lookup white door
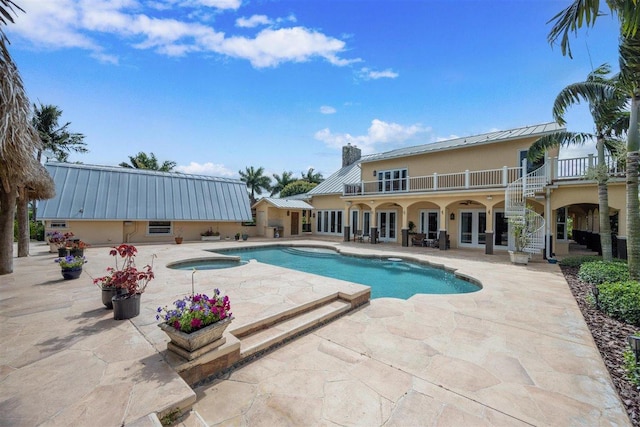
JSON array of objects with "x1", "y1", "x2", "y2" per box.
[
  {"x1": 459, "y1": 209, "x2": 486, "y2": 247},
  {"x1": 419, "y1": 209, "x2": 439, "y2": 240},
  {"x1": 377, "y1": 210, "x2": 397, "y2": 242}
]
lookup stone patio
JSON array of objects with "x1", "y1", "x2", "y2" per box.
[{"x1": 0, "y1": 238, "x2": 631, "y2": 426}]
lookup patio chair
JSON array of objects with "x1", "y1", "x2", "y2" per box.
[
  {"x1": 411, "y1": 233, "x2": 426, "y2": 247},
  {"x1": 354, "y1": 230, "x2": 364, "y2": 243}
]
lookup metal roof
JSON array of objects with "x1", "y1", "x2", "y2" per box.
[
  {"x1": 254, "y1": 197, "x2": 314, "y2": 209},
  {"x1": 38, "y1": 162, "x2": 253, "y2": 221},
  {"x1": 307, "y1": 160, "x2": 370, "y2": 196},
  {"x1": 363, "y1": 122, "x2": 564, "y2": 163}
]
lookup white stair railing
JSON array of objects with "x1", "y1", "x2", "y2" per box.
[{"x1": 504, "y1": 160, "x2": 547, "y2": 254}]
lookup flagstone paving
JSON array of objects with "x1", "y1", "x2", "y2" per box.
[{"x1": 0, "y1": 239, "x2": 631, "y2": 426}]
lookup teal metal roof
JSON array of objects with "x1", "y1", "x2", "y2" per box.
[{"x1": 38, "y1": 162, "x2": 252, "y2": 221}]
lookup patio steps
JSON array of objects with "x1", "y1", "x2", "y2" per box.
[{"x1": 230, "y1": 296, "x2": 353, "y2": 358}]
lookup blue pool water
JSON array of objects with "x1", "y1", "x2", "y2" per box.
[{"x1": 212, "y1": 246, "x2": 480, "y2": 299}]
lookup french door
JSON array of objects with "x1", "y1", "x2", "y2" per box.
[
  {"x1": 459, "y1": 210, "x2": 486, "y2": 247},
  {"x1": 377, "y1": 210, "x2": 397, "y2": 242},
  {"x1": 419, "y1": 210, "x2": 439, "y2": 240}
]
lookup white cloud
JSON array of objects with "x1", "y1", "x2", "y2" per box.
[
  {"x1": 320, "y1": 106, "x2": 336, "y2": 114},
  {"x1": 236, "y1": 14, "x2": 272, "y2": 28},
  {"x1": 358, "y1": 67, "x2": 399, "y2": 80},
  {"x1": 315, "y1": 119, "x2": 430, "y2": 154},
  {"x1": 176, "y1": 162, "x2": 235, "y2": 176},
  {"x1": 218, "y1": 27, "x2": 359, "y2": 68},
  {"x1": 435, "y1": 134, "x2": 459, "y2": 142},
  {"x1": 8, "y1": 0, "x2": 358, "y2": 68}
]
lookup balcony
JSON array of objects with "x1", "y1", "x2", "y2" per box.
[{"x1": 342, "y1": 155, "x2": 626, "y2": 197}]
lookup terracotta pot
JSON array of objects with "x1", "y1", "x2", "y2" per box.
[{"x1": 175, "y1": 237, "x2": 183, "y2": 244}]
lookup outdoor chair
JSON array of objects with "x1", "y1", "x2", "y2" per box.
[
  {"x1": 411, "y1": 233, "x2": 426, "y2": 246},
  {"x1": 354, "y1": 230, "x2": 364, "y2": 243}
]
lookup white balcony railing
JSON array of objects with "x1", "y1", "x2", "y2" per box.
[{"x1": 343, "y1": 154, "x2": 626, "y2": 197}]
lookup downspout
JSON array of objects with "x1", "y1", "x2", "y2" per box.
[
  {"x1": 126, "y1": 221, "x2": 138, "y2": 243},
  {"x1": 546, "y1": 187, "x2": 552, "y2": 259}
]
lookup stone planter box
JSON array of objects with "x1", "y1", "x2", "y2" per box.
[
  {"x1": 201, "y1": 235, "x2": 221, "y2": 241},
  {"x1": 159, "y1": 316, "x2": 233, "y2": 360},
  {"x1": 509, "y1": 251, "x2": 529, "y2": 265}
]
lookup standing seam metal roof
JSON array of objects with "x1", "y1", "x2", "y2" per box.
[{"x1": 38, "y1": 162, "x2": 253, "y2": 221}]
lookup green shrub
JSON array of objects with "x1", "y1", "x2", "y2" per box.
[
  {"x1": 578, "y1": 261, "x2": 629, "y2": 285},
  {"x1": 623, "y1": 337, "x2": 640, "y2": 388},
  {"x1": 559, "y1": 255, "x2": 602, "y2": 267},
  {"x1": 30, "y1": 221, "x2": 45, "y2": 241},
  {"x1": 597, "y1": 280, "x2": 640, "y2": 326}
]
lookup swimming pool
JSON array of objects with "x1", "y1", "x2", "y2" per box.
[{"x1": 211, "y1": 246, "x2": 480, "y2": 299}]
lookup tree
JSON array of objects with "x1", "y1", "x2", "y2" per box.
[
  {"x1": 32, "y1": 103, "x2": 86, "y2": 162},
  {"x1": 528, "y1": 64, "x2": 627, "y2": 261},
  {"x1": 238, "y1": 166, "x2": 271, "y2": 205},
  {"x1": 119, "y1": 152, "x2": 176, "y2": 172},
  {"x1": 271, "y1": 171, "x2": 296, "y2": 196},
  {"x1": 280, "y1": 180, "x2": 317, "y2": 198},
  {"x1": 548, "y1": 0, "x2": 640, "y2": 278},
  {"x1": 301, "y1": 168, "x2": 324, "y2": 184},
  {"x1": 1, "y1": 0, "x2": 51, "y2": 273}
]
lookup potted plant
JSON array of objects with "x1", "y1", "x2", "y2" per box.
[
  {"x1": 94, "y1": 244, "x2": 155, "y2": 319},
  {"x1": 55, "y1": 255, "x2": 86, "y2": 280},
  {"x1": 234, "y1": 232, "x2": 240, "y2": 241},
  {"x1": 70, "y1": 240, "x2": 89, "y2": 257},
  {"x1": 156, "y1": 276, "x2": 233, "y2": 360},
  {"x1": 200, "y1": 228, "x2": 221, "y2": 241},
  {"x1": 46, "y1": 231, "x2": 65, "y2": 253},
  {"x1": 175, "y1": 228, "x2": 183, "y2": 244},
  {"x1": 509, "y1": 219, "x2": 531, "y2": 265},
  {"x1": 241, "y1": 232, "x2": 248, "y2": 241}
]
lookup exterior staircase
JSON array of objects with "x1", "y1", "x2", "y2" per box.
[{"x1": 504, "y1": 160, "x2": 547, "y2": 254}]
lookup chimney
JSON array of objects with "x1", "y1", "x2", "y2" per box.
[{"x1": 342, "y1": 144, "x2": 361, "y2": 167}]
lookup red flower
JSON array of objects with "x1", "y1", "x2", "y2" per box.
[{"x1": 190, "y1": 318, "x2": 202, "y2": 329}]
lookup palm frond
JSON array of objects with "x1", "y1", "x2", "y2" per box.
[
  {"x1": 527, "y1": 131, "x2": 594, "y2": 161},
  {"x1": 547, "y1": 0, "x2": 603, "y2": 58}
]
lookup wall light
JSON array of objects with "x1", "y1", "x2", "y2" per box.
[
  {"x1": 450, "y1": 213, "x2": 455, "y2": 220},
  {"x1": 372, "y1": 170, "x2": 377, "y2": 177},
  {"x1": 286, "y1": 210, "x2": 290, "y2": 216}
]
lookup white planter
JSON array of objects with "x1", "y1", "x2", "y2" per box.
[
  {"x1": 201, "y1": 235, "x2": 221, "y2": 241},
  {"x1": 509, "y1": 251, "x2": 529, "y2": 265}
]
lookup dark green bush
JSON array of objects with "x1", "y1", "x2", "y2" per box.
[
  {"x1": 578, "y1": 261, "x2": 629, "y2": 285},
  {"x1": 30, "y1": 222, "x2": 45, "y2": 241},
  {"x1": 597, "y1": 281, "x2": 640, "y2": 326},
  {"x1": 559, "y1": 255, "x2": 602, "y2": 267},
  {"x1": 623, "y1": 334, "x2": 640, "y2": 388}
]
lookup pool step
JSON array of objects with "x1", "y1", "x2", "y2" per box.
[{"x1": 230, "y1": 296, "x2": 352, "y2": 358}]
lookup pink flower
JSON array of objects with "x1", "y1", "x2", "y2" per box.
[{"x1": 191, "y1": 318, "x2": 202, "y2": 329}]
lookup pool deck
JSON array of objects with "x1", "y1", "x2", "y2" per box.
[{"x1": 0, "y1": 238, "x2": 631, "y2": 426}]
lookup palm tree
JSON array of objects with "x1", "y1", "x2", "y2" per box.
[
  {"x1": 548, "y1": 0, "x2": 640, "y2": 278},
  {"x1": 301, "y1": 168, "x2": 324, "y2": 184},
  {"x1": 119, "y1": 152, "x2": 176, "y2": 172},
  {"x1": 271, "y1": 171, "x2": 296, "y2": 196},
  {"x1": 528, "y1": 64, "x2": 627, "y2": 261},
  {"x1": 32, "y1": 103, "x2": 87, "y2": 162},
  {"x1": 239, "y1": 166, "x2": 271, "y2": 205},
  {"x1": 1, "y1": 0, "x2": 53, "y2": 273}
]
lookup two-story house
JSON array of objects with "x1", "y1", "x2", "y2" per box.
[{"x1": 305, "y1": 122, "x2": 628, "y2": 259}]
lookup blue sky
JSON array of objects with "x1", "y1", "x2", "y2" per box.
[{"x1": 7, "y1": 0, "x2": 621, "y2": 181}]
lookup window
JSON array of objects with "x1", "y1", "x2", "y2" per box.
[
  {"x1": 377, "y1": 168, "x2": 408, "y2": 192},
  {"x1": 148, "y1": 221, "x2": 172, "y2": 235},
  {"x1": 315, "y1": 210, "x2": 343, "y2": 235},
  {"x1": 50, "y1": 221, "x2": 67, "y2": 229}
]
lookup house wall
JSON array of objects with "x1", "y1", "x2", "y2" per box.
[
  {"x1": 46, "y1": 220, "x2": 252, "y2": 245},
  {"x1": 360, "y1": 136, "x2": 555, "y2": 178}
]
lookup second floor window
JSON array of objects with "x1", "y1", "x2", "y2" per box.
[{"x1": 377, "y1": 168, "x2": 408, "y2": 192}]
